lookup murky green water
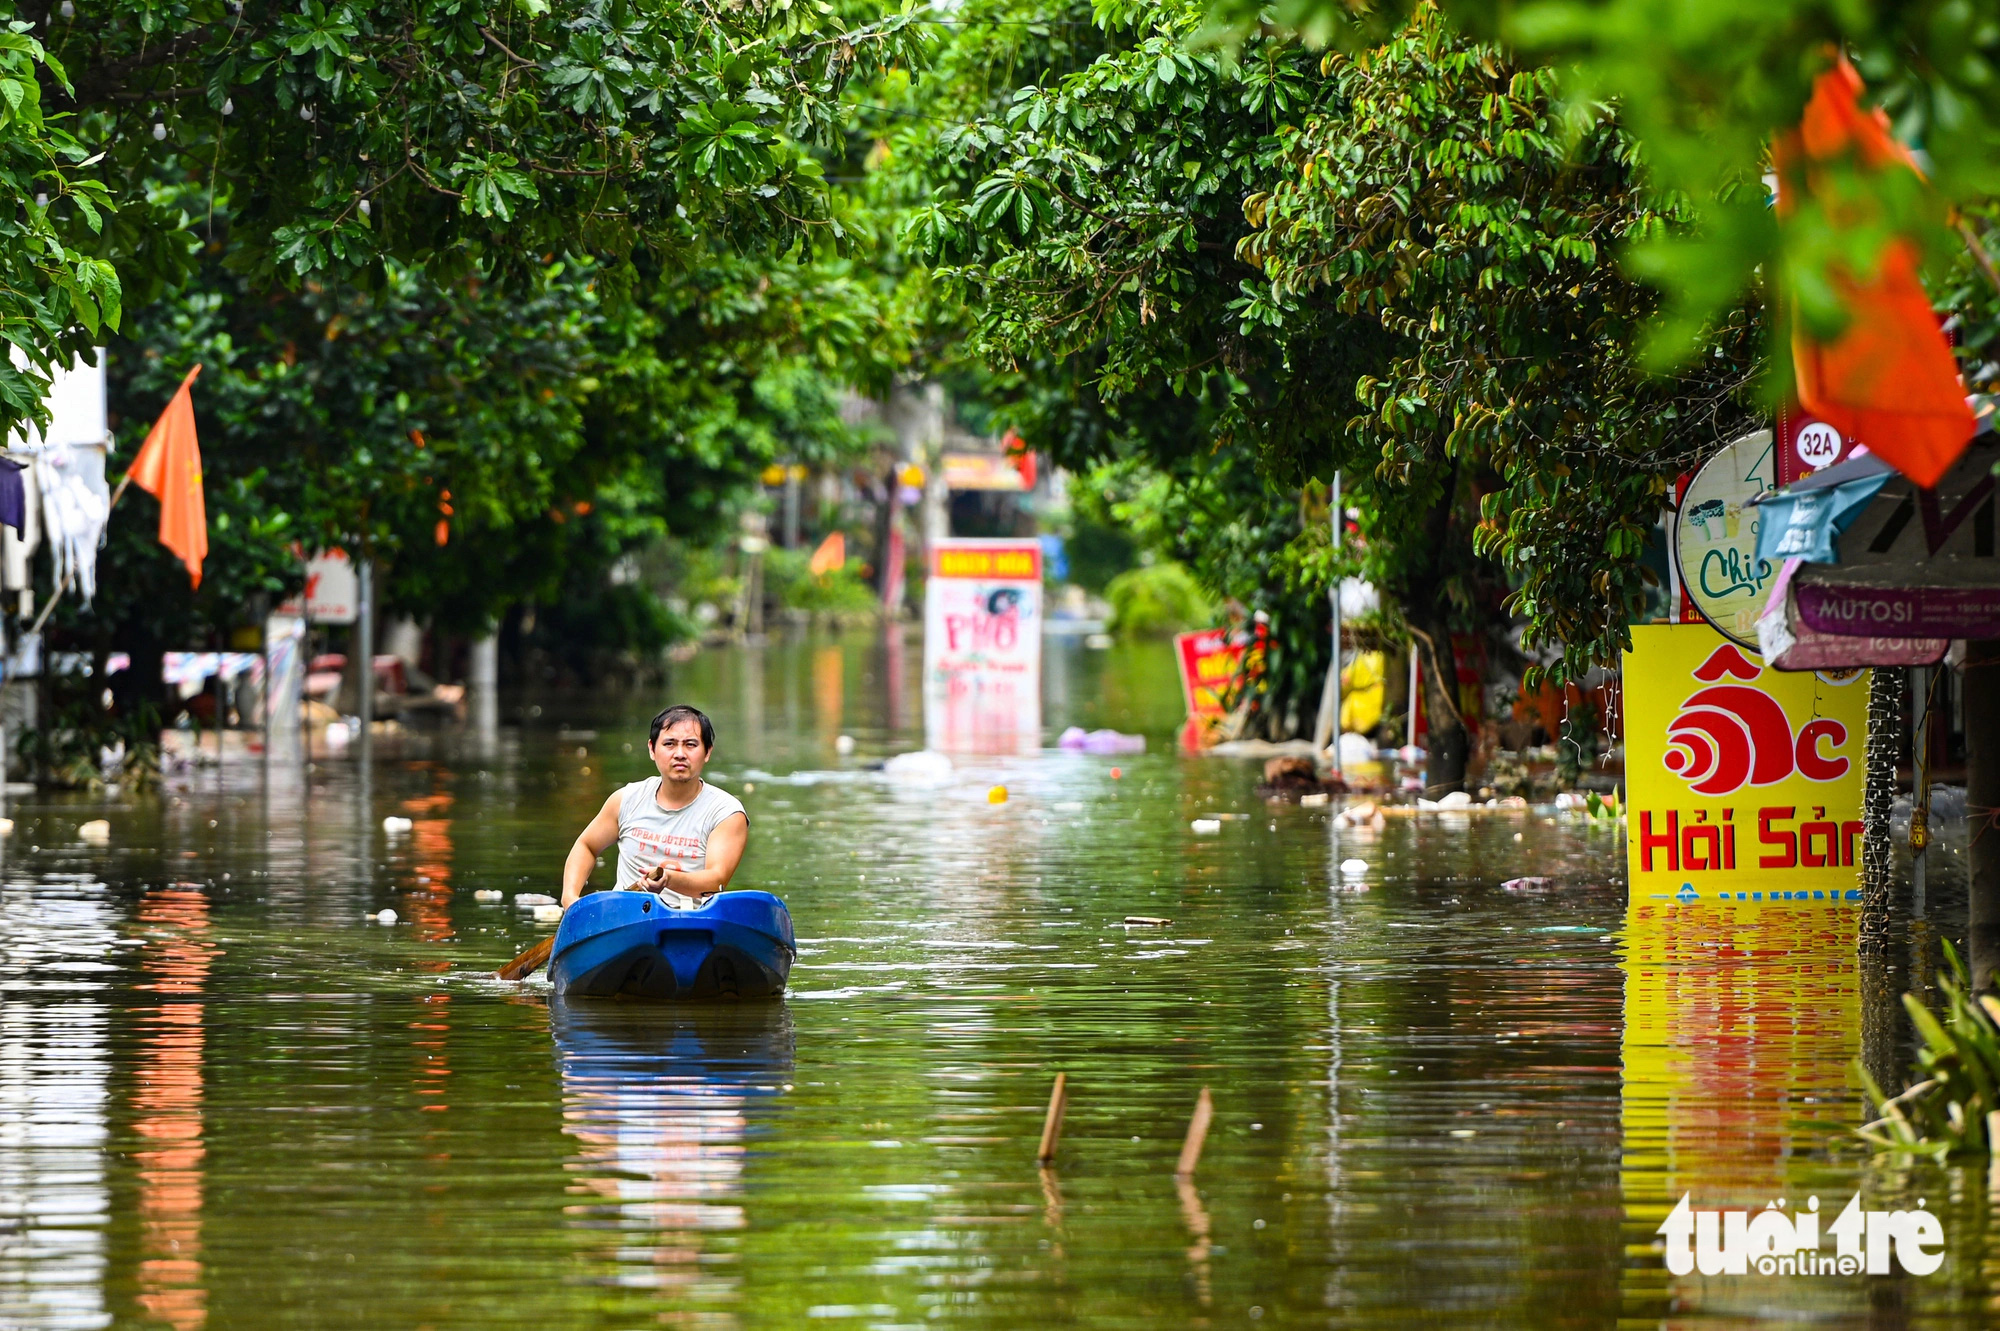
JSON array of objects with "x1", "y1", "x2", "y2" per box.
[{"x1": 0, "y1": 632, "x2": 1989, "y2": 1328}]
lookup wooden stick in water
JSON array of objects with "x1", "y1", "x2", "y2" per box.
[
  {"x1": 496, "y1": 934, "x2": 554, "y2": 981},
  {"x1": 1989, "y1": 1111, "x2": 2000, "y2": 1204},
  {"x1": 1175, "y1": 1086, "x2": 1214, "y2": 1177},
  {"x1": 1036, "y1": 1072, "x2": 1068, "y2": 1164}
]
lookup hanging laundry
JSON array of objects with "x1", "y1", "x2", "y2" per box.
[
  {"x1": 2, "y1": 458, "x2": 37, "y2": 616},
  {"x1": 0, "y1": 457, "x2": 24, "y2": 534},
  {"x1": 35, "y1": 442, "x2": 110, "y2": 604}
]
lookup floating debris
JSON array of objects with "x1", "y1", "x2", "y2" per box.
[
  {"x1": 474, "y1": 889, "x2": 503, "y2": 903},
  {"x1": 1340, "y1": 858, "x2": 1368, "y2": 876},
  {"x1": 1190, "y1": 818, "x2": 1222, "y2": 834},
  {"x1": 1058, "y1": 726, "x2": 1146, "y2": 755},
  {"x1": 883, "y1": 750, "x2": 954, "y2": 785},
  {"x1": 515, "y1": 893, "x2": 558, "y2": 908},
  {"x1": 374, "y1": 908, "x2": 398, "y2": 925},
  {"x1": 383, "y1": 816, "x2": 414, "y2": 833},
  {"x1": 1124, "y1": 915, "x2": 1172, "y2": 926},
  {"x1": 77, "y1": 819, "x2": 110, "y2": 844}
]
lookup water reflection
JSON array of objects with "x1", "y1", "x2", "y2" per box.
[
  {"x1": 399, "y1": 771, "x2": 456, "y2": 960},
  {"x1": 0, "y1": 631, "x2": 1989, "y2": 1327},
  {"x1": 0, "y1": 878, "x2": 115, "y2": 1331},
  {"x1": 553, "y1": 1002, "x2": 792, "y2": 1318},
  {"x1": 1620, "y1": 899, "x2": 1866, "y2": 1321},
  {"x1": 811, "y1": 643, "x2": 843, "y2": 746},
  {"x1": 131, "y1": 889, "x2": 215, "y2": 1331}
]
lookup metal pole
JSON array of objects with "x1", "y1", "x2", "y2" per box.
[
  {"x1": 357, "y1": 556, "x2": 374, "y2": 747},
  {"x1": 1407, "y1": 646, "x2": 1419, "y2": 749},
  {"x1": 302, "y1": 622, "x2": 313, "y2": 781},
  {"x1": 1329, "y1": 471, "x2": 1342, "y2": 781},
  {"x1": 470, "y1": 629, "x2": 499, "y2": 740},
  {"x1": 1968, "y1": 641, "x2": 2000, "y2": 989},
  {"x1": 260, "y1": 630, "x2": 271, "y2": 774},
  {"x1": 1913, "y1": 665, "x2": 1929, "y2": 919},
  {"x1": 1861, "y1": 666, "x2": 1906, "y2": 958},
  {"x1": 0, "y1": 608, "x2": 9, "y2": 815}
]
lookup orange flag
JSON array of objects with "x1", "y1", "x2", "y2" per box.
[
  {"x1": 127, "y1": 364, "x2": 208, "y2": 588},
  {"x1": 808, "y1": 530, "x2": 845, "y2": 576},
  {"x1": 1777, "y1": 57, "x2": 1974, "y2": 489}
]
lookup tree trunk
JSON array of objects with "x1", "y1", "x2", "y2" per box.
[
  {"x1": 871, "y1": 466, "x2": 899, "y2": 599},
  {"x1": 1966, "y1": 641, "x2": 2000, "y2": 989},
  {"x1": 1395, "y1": 460, "x2": 1469, "y2": 794},
  {"x1": 1412, "y1": 611, "x2": 1468, "y2": 794}
]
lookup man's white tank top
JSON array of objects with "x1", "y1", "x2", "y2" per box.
[{"x1": 614, "y1": 778, "x2": 747, "y2": 888}]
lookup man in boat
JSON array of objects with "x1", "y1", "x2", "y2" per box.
[{"x1": 560, "y1": 704, "x2": 748, "y2": 909}]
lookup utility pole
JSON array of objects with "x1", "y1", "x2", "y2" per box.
[
  {"x1": 1313, "y1": 472, "x2": 1343, "y2": 777},
  {"x1": 356, "y1": 555, "x2": 374, "y2": 746},
  {"x1": 1968, "y1": 641, "x2": 2000, "y2": 989},
  {"x1": 470, "y1": 630, "x2": 499, "y2": 739},
  {"x1": 1329, "y1": 471, "x2": 1342, "y2": 781},
  {"x1": 1911, "y1": 665, "x2": 1930, "y2": 919},
  {"x1": 0, "y1": 604, "x2": 10, "y2": 814}
]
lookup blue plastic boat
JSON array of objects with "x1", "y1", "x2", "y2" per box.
[{"x1": 548, "y1": 888, "x2": 795, "y2": 1001}]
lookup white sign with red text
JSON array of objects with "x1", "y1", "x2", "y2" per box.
[
  {"x1": 303, "y1": 549, "x2": 359, "y2": 624},
  {"x1": 922, "y1": 539, "x2": 1042, "y2": 754}
]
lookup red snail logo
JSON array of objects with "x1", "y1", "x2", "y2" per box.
[{"x1": 1662, "y1": 645, "x2": 1851, "y2": 795}]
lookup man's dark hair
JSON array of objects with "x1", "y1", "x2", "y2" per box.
[{"x1": 650, "y1": 704, "x2": 714, "y2": 750}]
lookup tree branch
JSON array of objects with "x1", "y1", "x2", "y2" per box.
[{"x1": 66, "y1": 29, "x2": 219, "y2": 107}]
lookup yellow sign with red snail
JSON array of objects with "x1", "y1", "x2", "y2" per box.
[{"x1": 1623, "y1": 624, "x2": 1870, "y2": 904}]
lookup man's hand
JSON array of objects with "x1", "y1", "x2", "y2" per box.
[{"x1": 640, "y1": 862, "x2": 713, "y2": 897}]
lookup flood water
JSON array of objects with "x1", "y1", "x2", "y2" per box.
[{"x1": 0, "y1": 630, "x2": 1987, "y2": 1328}]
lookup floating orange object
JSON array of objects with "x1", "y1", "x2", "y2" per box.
[
  {"x1": 1777, "y1": 56, "x2": 1974, "y2": 488},
  {"x1": 987, "y1": 785, "x2": 1008, "y2": 805},
  {"x1": 1110, "y1": 767, "x2": 1122, "y2": 779},
  {"x1": 127, "y1": 364, "x2": 208, "y2": 588}
]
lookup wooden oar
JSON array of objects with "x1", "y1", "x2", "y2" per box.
[{"x1": 496, "y1": 934, "x2": 554, "y2": 981}]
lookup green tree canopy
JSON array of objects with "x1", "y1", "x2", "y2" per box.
[
  {"x1": 0, "y1": 0, "x2": 925, "y2": 432},
  {"x1": 1204, "y1": 0, "x2": 2000, "y2": 372},
  {"x1": 902, "y1": 0, "x2": 1762, "y2": 782}
]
